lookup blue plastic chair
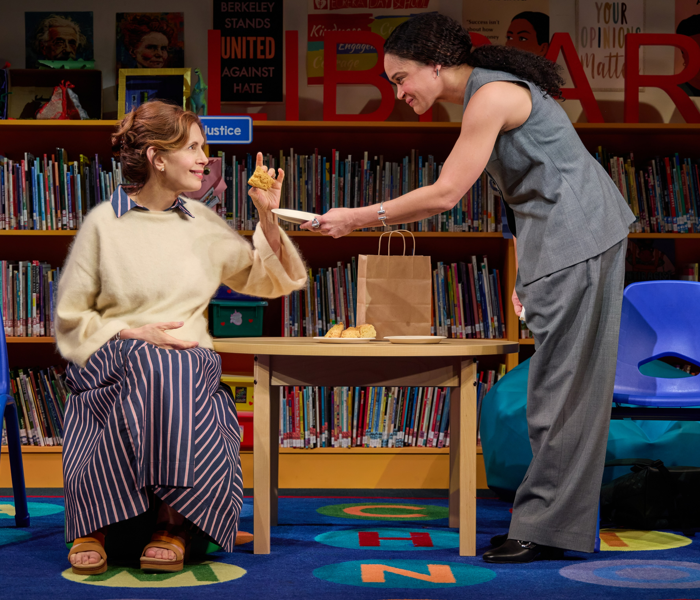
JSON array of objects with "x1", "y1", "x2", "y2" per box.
[
  {"x1": 596, "y1": 281, "x2": 700, "y2": 550},
  {"x1": 613, "y1": 281, "x2": 700, "y2": 413},
  {"x1": 0, "y1": 308, "x2": 30, "y2": 527}
]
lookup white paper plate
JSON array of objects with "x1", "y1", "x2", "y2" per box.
[
  {"x1": 384, "y1": 336, "x2": 447, "y2": 344},
  {"x1": 272, "y1": 208, "x2": 320, "y2": 225},
  {"x1": 313, "y1": 337, "x2": 376, "y2": 344}
]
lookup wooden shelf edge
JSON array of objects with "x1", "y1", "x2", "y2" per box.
[
  {"x1": 2, "y1": 445, "x2": 62, "y2": 453},
  {"x1": 3, "y1": 120, "x2": 699, "y2": 134},
  {"x1": 0, "y1": 230, "x2": 77, "y2": 236},
  {"x1": 3, "y1": 445, "x2": 482, "y2": 455},
  {"x1": 242, "y1": 446, "x2": 482, "y2": 455},
  {"x1": 3, "y1": 229, "x2": 698, "y2": 239},
  {"x1": 519, "y1": 338, "x2": 535, "y2": 345},
  {"x1": 7, "y1": 337, "x2": 56, "y2": 344}
]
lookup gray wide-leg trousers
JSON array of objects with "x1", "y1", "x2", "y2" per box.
[{"x1": 508, "y1": 238, "x2": 627, "y2": 553}]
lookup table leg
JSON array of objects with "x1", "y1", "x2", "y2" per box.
[
  {"x1": 253, "y1": 354, "x2": 272, "y2": 554},
  {"x1": 459, "y1": 359, "x2": 477, "y2": 556},
  {"x1": 270, "y1": 385, "x2": 280, "y2": 527},
  {"x1": 448, "y1": 379, "x2": 460, "y2": 528}
]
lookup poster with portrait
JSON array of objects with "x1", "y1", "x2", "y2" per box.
[
  {"x1": 25, "y1": 12, "x2": 94, "y2": 69},
  {"x1": 116, "y1": 13, "x2": 184, "y2": 73},
  {"x1": 461, "y1": 0, "x2": 550, "y2": 55},
  {"x1": 307, "y1": 0, "x2": 439, "y2": 85},
  {"x1": 576, "y1": 0, "x2": 645, "y2": 92},
  {"x1": 675, "y1": 0, "x2": 700, "y2": 97}
]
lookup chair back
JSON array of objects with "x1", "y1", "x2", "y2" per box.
[
  {"x1": 614, "y1": 281, "x2": 700, "y2": 405},
  {"x1": 0, "y1": 308, "x2": 8, "y2": 396}
]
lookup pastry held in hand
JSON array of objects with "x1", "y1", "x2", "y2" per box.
[
  {"x1": 247, "y1": 165, "x2": 274, "y2": 191},
  {"x1": 324, "y1": 323, "x2": 344, "y2": 338},
  {"x1": 340, "y1": 327, "x2": 361, "y2": 338}
]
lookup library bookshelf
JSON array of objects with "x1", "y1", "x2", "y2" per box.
[{"x1": 2, "y1": 120, "x2": 700, "y2": 490}]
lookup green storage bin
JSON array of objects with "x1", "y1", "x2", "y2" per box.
[{"x1": 209, "y1": 299, "x2": 268, "y2": 337}]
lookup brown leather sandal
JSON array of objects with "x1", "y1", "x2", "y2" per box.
[
  {"x1": 68, "y1": 533, "x2": 108, "y2": 575},
  {"x1": 140, "y1": 530, "x2": 188, "y2": 572}
]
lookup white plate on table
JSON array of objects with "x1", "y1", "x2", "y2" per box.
[
  {"x1": 384, "y1": 336, "x2": 447, "y2": 344},
  {"x1": 313, "y1": 337, "x2": 376, "y2": 344},
  {"x1": 272, "y1": 208, "x2": 320, "y2": 225}
]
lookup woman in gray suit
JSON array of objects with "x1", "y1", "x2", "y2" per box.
[{"x1": 303, "y1": 12, "x2": 635, "y2": 563}]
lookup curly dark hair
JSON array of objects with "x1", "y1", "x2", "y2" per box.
[{"x1": 384, "y1": 12, "x2": 564, "y2": 99}]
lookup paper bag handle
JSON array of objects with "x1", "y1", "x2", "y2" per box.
[{"x1": 378, "y1": 229, "x2": 416, "y2": 256}]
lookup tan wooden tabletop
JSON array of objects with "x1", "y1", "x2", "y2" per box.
[{"x1": 213, "y1": 337, "x2": 519, "y2": 357}]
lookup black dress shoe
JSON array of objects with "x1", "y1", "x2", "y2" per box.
[
  {"x1": 482, "y1": 539, "x2": 564, "y2": 563},
  {"x1": 490, "y1": 533, "x2": 508, "y2": 547}
]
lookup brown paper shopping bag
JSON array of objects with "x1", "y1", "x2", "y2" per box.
[{"x1": 356, "y1": 230, "x2": 432, "y2": 339}]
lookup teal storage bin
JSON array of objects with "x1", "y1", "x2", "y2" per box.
[{"x1": 209, "y1": 299, "x2": 267, "y2": 337}]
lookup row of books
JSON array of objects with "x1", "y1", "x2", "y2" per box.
[
  {"x1": 224, "y1": 151, "x2": 503, "y2": 233},
  {"x1": 0, "y1": 152, "x2": 122, "y2": 230},
  {"x1": 1, "y1": 367, "x2": 68, "y2": 446},
  {"x1": 432, "y1": 258, "x2": 506, "y2": 339},
  {"x1": 279, "y1": 366, "x2": 505, "y2": 449},
  {"x1": 1, "y1": 260, "x2": 61, "y2": 337},
  {"x1": 5, "y1": 145, "x2": 700, "y2": 236},
  {"x1": 595, "y1": 149, "x2": 700, "y2": 234},
  {"x1": 0, "y1": 148, "x2": 503, "y2": 234}
]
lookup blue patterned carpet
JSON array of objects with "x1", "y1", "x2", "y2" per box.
[{"x1": 1, "y1": 493, "x2": 699, "y2": 599}]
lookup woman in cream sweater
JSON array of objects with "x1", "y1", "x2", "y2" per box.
[{"x1": 57, "y1": 101, "x2": 307, "y2": 574}]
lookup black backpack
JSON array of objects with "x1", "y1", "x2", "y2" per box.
[{"x1": 601, "y1": 459, "x2": 700, "y2": 533}]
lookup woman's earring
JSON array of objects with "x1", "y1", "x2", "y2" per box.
[
  {"x1": 161, "y1": 166, "x2": 165, "y2": 172},
  {"x1": 436, "y1": 69, "x2": 440, "y2": 77}
]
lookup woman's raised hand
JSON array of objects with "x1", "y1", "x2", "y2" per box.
[
  {"x1": 248, "y1": 151, "x2": 284, "y2": 216},
  {"x1": 120, "y1": 322, "x2": 199, "y2": 350}
]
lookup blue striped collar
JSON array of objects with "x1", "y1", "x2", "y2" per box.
[{"x1": 111, "y1": 186, "x2": 194, "y2": 219}]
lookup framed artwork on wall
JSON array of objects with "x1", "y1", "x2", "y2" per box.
[{"x1": 117, "y1": 68, "x2": 191, "y2": 119}]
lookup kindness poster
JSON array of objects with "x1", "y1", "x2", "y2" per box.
[
  {"x1": 461, "y1": 0, "x2": 550, "y2": 55},
  {"x1": 306, "y1": 0, "x2": 439, "y2": 85},
  {"x1": 576, "y1": 0, "x2": 645, "y2": 92}
]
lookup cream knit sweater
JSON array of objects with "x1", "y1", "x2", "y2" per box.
[{"x1": 55, "y1": 200, "x2": 308, "y2": 367}]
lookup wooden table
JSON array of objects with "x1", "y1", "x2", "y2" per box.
[{"x1": 213, "y1": 337, "x2": 518, "y2": 556}]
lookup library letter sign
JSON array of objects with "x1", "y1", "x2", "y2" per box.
[{"x1": 214, "y1": 1, "x2": 284, "y2": 102}]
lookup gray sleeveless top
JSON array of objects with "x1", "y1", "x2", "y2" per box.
[{"x1": 463, "y1": 68, "x2": 635, "y2": 285}]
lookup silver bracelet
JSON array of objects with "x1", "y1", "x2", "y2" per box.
[
  {"x1": 377, "y1": 201, "x2": 388, "y2": 228},
  {"x1": 113, "y1": 330, "x2": 121, "y2": 341}
]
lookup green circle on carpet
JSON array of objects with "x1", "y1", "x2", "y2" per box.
[
  {"x1": 315, "y1": 528, "x2": 459, "y2": 551},
  {"x1": 313, "y1": 559, "x2": 496, "y2": 589},
  {"x1": 317, "y1": 502, "x2": 449, "y2": 521},
  {"x1": 61, "y1": 561, "x2": 246, "y2": 588},
  {"x1": 0, "y1": 501, "x2": 63, "y2": 518},
  {"x1": 0, "y1": 528, "x2": 32, "y2": 546}
]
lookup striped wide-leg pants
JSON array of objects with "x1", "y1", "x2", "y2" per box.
[{"x1": 63, "y1": 340, "x2": 243, "y2": 552}]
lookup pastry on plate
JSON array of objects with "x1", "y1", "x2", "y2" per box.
[
  {"x1": 357, "y1": 324, "x2": 376, "y2": 338},
  {"x1": 247, "y1": 165, "x2": 275, "y2": 191},
  {"x1": 340, "y1": 327, "x2": 361, "y2": 338},
  {"x1": 324, "y1": 323, "x2": 344, "y2": 338}
]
